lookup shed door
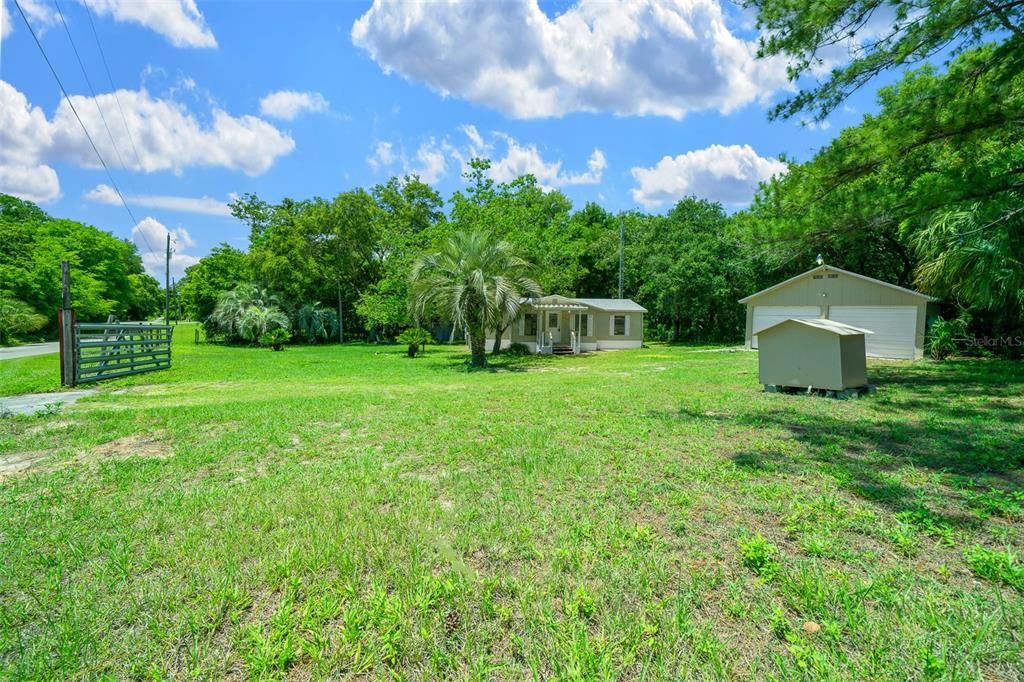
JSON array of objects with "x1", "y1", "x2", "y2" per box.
[
  {"x1": 828, "y1": 306, "x2": 917, "y2": 359},
  {"x1": 751, "y1": 306, "x2": 820, "y2": 348}
]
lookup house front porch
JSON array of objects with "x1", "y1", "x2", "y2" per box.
[
  {"x1": 487, "y1": 295, "x2": 646, "y2": 354},
  {"x1": 525, "y1": 298, "x2": 592, "y2": 355}
]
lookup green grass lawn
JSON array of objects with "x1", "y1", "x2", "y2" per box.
[
  {"x1": 1, "y1": 329, "x2": 1022, "y2": 679},
  {"x1": 0, "y1": 351, "x2": 62, "y2": 397}
]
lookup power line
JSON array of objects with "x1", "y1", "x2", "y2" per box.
[
  {"x1": 11, "y1": 0, "x2": 156, "y2": 256},
  {"x1": 53, "y1": 0, "x2": 128, "y2": 172},
  {"x1": 82, "y1": 1, "x2": 145, "y2": 172}
]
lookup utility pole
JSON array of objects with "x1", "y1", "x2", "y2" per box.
[
  {"x1": 164, "y1": 232, "x2": 171, "y2": 324},
  {"x1": 59, "y1": 261, "x2": 76, "y2": 386},
  {"x1": 618, "y1": 219, "x2": 625, "y2": 299}
]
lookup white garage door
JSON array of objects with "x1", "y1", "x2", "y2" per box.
[
  {"x1": 751, "y1": 306, "x2": 821, "y2": 348},
  {"x1": 828, "y1": 306, "x2": 917, "y2": 359}
]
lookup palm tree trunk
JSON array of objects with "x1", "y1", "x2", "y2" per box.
[
  {"x1": 492, "y1": 325, "x2": 505, "y2": 354},
  {"x1": 469, "y1": 325, "x2": 487, "y2": 367}
]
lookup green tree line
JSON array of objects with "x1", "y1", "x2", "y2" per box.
[
  {"x1": 0, "y1": 194, "x2": 163, "y2": 344},
  {"x1": 178, "y1": 164, "x2": 768, "y2": 347}
]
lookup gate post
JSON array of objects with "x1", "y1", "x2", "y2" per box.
[{"x1": 59, "y1": 261, "x2": 77, "y2": 387}]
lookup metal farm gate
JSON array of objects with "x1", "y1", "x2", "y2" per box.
[
  {"x1": 58, "y1": 262, "x2": 174, "y2": 387},
  {"x1": 71, "y1": 322, "x2": 173, "y2": 385}
]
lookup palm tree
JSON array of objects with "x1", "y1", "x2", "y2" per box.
[
  {"x1": 409, "y1": 231, "x2": 540, "y2": 367},
  {"x1": 239, "y1": 306, "x2": 290, "y2": 342},
  {"x1": 210, "y1": 284, "x2": 285, "y2": 342},
  {"x1": 914, "y1": 204, "x2": 1024, "y2": 316},
  {"x1": 297, "y1": 303, "x2": 339, "y2": 343}
]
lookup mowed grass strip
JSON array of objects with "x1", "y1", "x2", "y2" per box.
[{"x1": 0, "y1": 330, "x2": 1022, "y2": 679}]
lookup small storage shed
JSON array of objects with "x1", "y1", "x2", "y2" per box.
[
  {"x1": 739, "y1": 265, "x2": 938, "y2": 359},
  {"x1": 757, "y1": 318, "x2": 872, "y2": 391}
]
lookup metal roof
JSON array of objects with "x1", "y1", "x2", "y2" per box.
[
  {"x1": 757, "y1": 317, "x2": 874, "y2": 336},
  {"x1": 573, "y1": 298, "x2": 648, "y2": 312},
  {"x1": 738, "y1": 265, "x2": 938, "y2": 304},
  {"x1": 524, "y1": 296, "x2": 647, "y2": 313}
]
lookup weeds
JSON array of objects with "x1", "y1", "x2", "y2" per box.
[
  {"x1": 739, "y1": 534, "x2": 781, "y2": 581},
  {"x1": 0, "y1": 331, "x2": 1021, "y2": 678},
  {"x1": 964, "y1": 546, "x2": 1024, "y2": 591}
]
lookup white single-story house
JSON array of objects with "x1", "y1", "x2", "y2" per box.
[
  {"x1": 488, "y1": 295, "x2": 646, "y2": 354},
  {"x1": 739, "y1": 264, "x2": 939, "y2": 360}
]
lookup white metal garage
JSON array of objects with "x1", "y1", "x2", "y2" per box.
[
  {"x1": 828, "y1": 306, "x2": 918, "y2": 359},
  {"x1": 751, "y1": 306, "x2": 821, "y2": 349},
  {"x1": 739, "y1": 264, "x2": 938, "y2": 359}
]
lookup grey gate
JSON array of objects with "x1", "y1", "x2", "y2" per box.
[{"x1": 69, "y1": 322, "x2": 173, "y2": 385}]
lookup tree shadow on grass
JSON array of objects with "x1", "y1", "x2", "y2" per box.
[
  {"x1": 421, "y1": 350, "x2": 602, "y2": 373},
  {"x1": 656, "y1": 359, "x2": 1024, "y2": 517}
]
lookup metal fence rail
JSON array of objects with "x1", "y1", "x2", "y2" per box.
[{"x1": 73, "y1": 323, "x2": 173, "y2": 385}]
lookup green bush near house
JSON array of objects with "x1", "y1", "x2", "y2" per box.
[
  {"x1": 927, "y1": 316, "x2": 969, "y2": 360},
  {"x1": 504, "y1": 342, "x2": 531, "y2": 356}
]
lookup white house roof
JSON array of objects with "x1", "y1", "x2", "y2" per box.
[
  {"x1": 524, "y1": 296, "x2": 647, "y2": 313},
  {"x1": 738, "y1": 265, "x2": 938, "y2": 303},
  {"x1": 758, "y1": 317, "x2": 874, "y2": 336},
  {"x1": 573, "y1": 298, "x2": 648, "y2": 313}
]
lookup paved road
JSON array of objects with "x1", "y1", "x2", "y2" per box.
[{"x1": 0, "y1": 342, "x2": 59, "y2": 361}]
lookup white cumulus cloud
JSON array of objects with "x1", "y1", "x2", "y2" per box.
[
  {"x1": 351, "y1": 0, "x2": 789, "y2": 119},
  {"x1": 132, "y1": 216, "x2": 200, "y2": 281},
  {"x1": 84, "y1": 0, "x2": 216, "y2": 48},
  {"x1": 259, "y1": 90, "x2": 330, "y2": 120},
  {"x1": 0, "y1": 80, "x2": 60, "y2": 202},
  {"x1": 0, "y1": 164, "x2": 61, "y2": 203},
  {"x1": 489, "y1": 136, "x2": 606, "y2": 189},
  {"x1": 2, "y1": 0, "x2": 13, "y2": 39},
  {"x1": 0, "y1": 79, "x2": 294, "y2": 196},
  {"x1": 85, "y1": 184, "x2": 233, "y2": 217},
  {"x1": 369, "y1": 126, "x2": 606, "y2": 190},
  {"x1": 367, "y1": 140, "x2": 395, "y2": 171},
  {"x1": 631, "y1": 144, "x2": 787, "y2": 208},
  {"x1": 3, "y1": 0, "x2": 215, "y2": 46},
  {"x1": 410, "y1": 139, "x2": 447, "y2": 184}
]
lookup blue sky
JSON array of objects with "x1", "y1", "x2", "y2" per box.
[{"x1": 0, "y1": 0, "x2": 887, "y2": 280}]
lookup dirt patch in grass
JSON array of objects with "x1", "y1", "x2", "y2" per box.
[
  {"x1": 23, "y1": 419, "x2": 79, "y2": 436},
  {"x1": 0, "y1": 449, "x2": 56, "y2": 480},
  {"x1": 2, "y1": 432, "x2": 175, "y2": 480},
  {"x1": 87, "y1": 432, "x2": 173, "y2": 462}
]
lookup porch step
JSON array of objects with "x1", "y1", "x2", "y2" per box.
[{"x1": 552, "y1": 345, "x2": 575, "y2": 355}]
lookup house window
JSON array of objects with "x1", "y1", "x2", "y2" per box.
[
  {"x1": 613, "y1": 314, "x2": 627, "y2": 336},
  {"x1": 577, "y1": 314, "x2": 589, "y2": 336},
  {"x1": 827, "y1": 274, "x2": 839, "y2": 279},
  {"x1": 548, "y1": 312, "x2": 559, "y2": 328},
  {"x1": 524, "y1": 313, "x2": 537, "y2": 336}
]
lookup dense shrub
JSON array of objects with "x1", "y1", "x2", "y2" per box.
[
  {"x1": 259, "y1": 328, "x2": 291, "y2": 351},
  {"x1": 928, "y1": 316, "x2": 969, "y2": 360},
  {"x1": 505, "y1": 342, "x2": 531, "y2": 356},
  {"x1": 397, "y1": 327, "x2": 433, "y2": 357}
]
